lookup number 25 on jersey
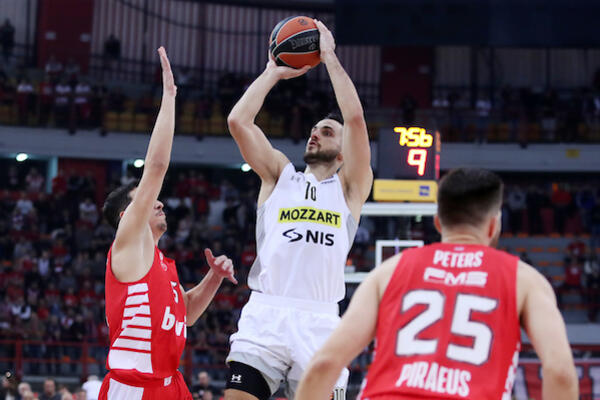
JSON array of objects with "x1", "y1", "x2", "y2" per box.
[{"x1": 396, "y1": 289, "x2": 498, "y2": 366}]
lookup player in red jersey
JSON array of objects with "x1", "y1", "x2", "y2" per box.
[
  {"x1": 98, "y1": 47, "x2": 237, "y2": 400},
  {"x1": 297, "y1": 168, "x2": 578, "y2": 400}
]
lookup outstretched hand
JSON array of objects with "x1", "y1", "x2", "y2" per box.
[
  {"x1": 313, "y1": 19, "x2": 336, "y2": 61},
  {"x1": 204, "y1": 248, "x2": 238, "y2": 284},
  {"x1": 158, "y1": 46, "x2": 177, "y2": 97},
  {"x1": 265, "y1": 53, "x2": 311, "y2": 81}
]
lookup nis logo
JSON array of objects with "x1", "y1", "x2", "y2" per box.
[{"x1": 283, "y1": 228, "x2": 334, "y2": 246}]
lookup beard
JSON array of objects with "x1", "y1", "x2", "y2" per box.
[{"x1": 303, "y1": 149, "x2": 339, "y2": 165}]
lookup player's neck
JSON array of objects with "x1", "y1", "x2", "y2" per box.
[
  {"x1": 441, "y1": 231, "x2": 489, "y2": 246},
  {"x1": 151, "y1": 231, "x2": 162, "y2": 247},
  {"x1": 304, "y1": 163, "x2": 337, "y2": 181}
]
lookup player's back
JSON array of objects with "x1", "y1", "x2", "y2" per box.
[{"x1": 360, "y1": 243, "x2": 520, "y2": 400}]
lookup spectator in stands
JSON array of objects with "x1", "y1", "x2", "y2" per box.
[
  {"x1": 38, "y1": 75, "x2": 55, "y2": 126},
  {"x1": 17, "y1": 381, "x2": 32, "y2": 398},
  {"x1": 15, "y1": 192, "x2": 33, "y2": 216},
  {"x1": 558, "y1": 256, "x2": 583, "y2": 307},
  {"x1": 54, "y1": 78, "x2": 72, "y2": 128},
  {"x1": 45, "y1": 55, "x2": 63, "y2": 84},
  {"x1": 64, "y1": 58, "x2": 80, "y2": 86},
  {"x1": 22, "y1": 390, "x2": 35, "y2": 400},
  {"x1": 81, "y1": 375, "x2": 101, "y2": 400},
  {"x1": 120, "y1": 170, "x2": 136, "y2": 186},
  {"x1": 40, "y1": 379, "x2": 60, "y2": 400},
  {"x1": 73, "y1": 387, "x2": 87, "y2": 400},
  {"x1": 552, "y1": 183, "x2": 572, "y2": 234},
  {"x1": 576, "y1": 185, "x2": 596, "y2": 231},
  {"x1": 192, "y1": 370, "x2": 218, "y2": 399},
  {"x1": 0, "y1": 371, "x2": 18, "y2": 400},
  {"x1": 25, "y1": 168, "x2": 44, "y2": 193},
  {"x1": 74, "y1": 79, "x2": 92, "y2": 129},
  {"x1": 475, "y1": 94, "x2": 491, "y2": 143},
  {"x1": 90, "y1": 81, "x2": 108, "y2": 131},
  {"x1": 526, "y1": 184, "x2": 547, "y2": 234},
  {"x1": 567, "y1": 237, "x2": 587, "y2": 260},
  {"x1": 58, "y1": 385, "x2": 73, "y2": 400},
  {"x1": 52, "y1": 170, "x2": 67, "y2": 196},
  {"x1": 176, "y1": 66, "x2": 193, "y2": 100},
  {"x1": 16, "y1": 77, "x2": 35, "y2": 125},
  {"x1": 103, "y1": 34, "x2": 121, "y2": 69},
  {"x1": 505, "y1": 184, "x2": 526, "y2": 233},
  {"x1": 584, "y1": 251, "x2": 600, "y2": 322},
  {"x1": 78, "y1": 197, "x2": 98, "y2": 226},
  {"x1": 540, "y1": 89, "x2": 558, "y2": 142},
  {"x1": 0, "y1": 19, "x2": 15, "y2": 64}
]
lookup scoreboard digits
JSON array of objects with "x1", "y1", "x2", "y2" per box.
[{"x1": 375, "y1": 126, "x2": 441, "y2": 202}]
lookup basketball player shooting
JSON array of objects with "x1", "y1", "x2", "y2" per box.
[
  {"x1": 296, "y1": 168, "x2": 578, "y2": 400},
  {"x1": 224, "y1": 19, "x2": 372, "y2": 400},
  {"x1": 98, "y1": 47, "x2": 237, "y2": 400}
]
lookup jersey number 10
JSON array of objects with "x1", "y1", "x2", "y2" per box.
[
  {"x1": 396, "y1": 289, "x2": 498, "y2": 366},
  {"x1": 305, "y1": 181, "x2": 317, "y2": 201}
]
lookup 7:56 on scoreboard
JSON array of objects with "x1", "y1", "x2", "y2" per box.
[{"x1": 393, "y1": 127, "x2": 440, "y2": 179}]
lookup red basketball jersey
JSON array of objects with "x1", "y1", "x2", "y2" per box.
[
  {"x1": 359, "y1": 243, "x2": 521, "y2": 400},
  {"x1": 104, "y1": 244, "x2": 187, "y2": 385}
]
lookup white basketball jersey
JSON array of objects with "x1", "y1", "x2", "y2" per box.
[{"x1": 248, "y1": 163, "x2": 358, "y2": 303}]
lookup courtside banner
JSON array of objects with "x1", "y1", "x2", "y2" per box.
[{"x1": 515, "y1": 359, "x2": 600, "y2": 399}]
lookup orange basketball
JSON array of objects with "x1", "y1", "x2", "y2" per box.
[{"x1": 269, "y1": 16, "x2": 320, "y2": 69}]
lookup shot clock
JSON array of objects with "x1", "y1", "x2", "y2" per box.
[{"x1": 374, "y1": 126, "x2": 441, "y2": 202}]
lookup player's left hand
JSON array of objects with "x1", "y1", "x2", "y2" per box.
[
  {"x1": 314, "y1": 19, "x2": 335, "y2": 60},
  {"x1": 204, "y1": 248, "x2": 238, "y2": 284},
  {"x1": 158, "y1": 46, "x2": 177, "y2": 98}
]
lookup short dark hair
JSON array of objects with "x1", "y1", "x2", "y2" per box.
[
  {"x1": 437, "y1": 168, "x2": 503, "y2": 228},
  {"x1": 323, "y1": 111, "x2": 343, "y2": 125},
  {"x1": 102, "y1": 180, "x2": 138, "y2": 229}
]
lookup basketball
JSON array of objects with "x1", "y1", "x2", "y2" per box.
[{"x1": 269, "y1": 16, "x2": 320, "y2": 69}]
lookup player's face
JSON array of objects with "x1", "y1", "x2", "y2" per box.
[
  {"x1": 128, "y1": 188, "x2": 167, "y2": 233},
  {"x1": 303, "y1": 119, "x2": 343, "y2": 164},
  {"x1": 150, "y1": 199, "x2": 167, "y2": 233}
]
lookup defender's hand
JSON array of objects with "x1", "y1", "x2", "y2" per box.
[
  {"x1": 265, "y1": 55, "x2": 311, "y2": 81},
  {"x1": 204, "y1": 248, "x2": 238, "y2": 284},
  {"x1": 314, "y1": 19, "x2": 336, "y2": 61},
  {"x1": 158, "y1": 46, "x2": 177, "y2": 97}
]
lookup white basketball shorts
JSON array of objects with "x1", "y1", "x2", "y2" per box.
[{"x1": 227, "y1": 291, "x2": 349, "y2": 399}]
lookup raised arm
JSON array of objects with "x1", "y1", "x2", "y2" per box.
[
  {"x1": 315, "y1": 20, "x2": 373, "y2": 214},
  {"x1": 518, "y1": 262, "x2": 578, "y2": 400},
  {"x1": 112, "y1": 47, "x2": 176, "y2": 263},
  {"x1": 226, "y1": 60, "x2": 309, "y2": 183}
]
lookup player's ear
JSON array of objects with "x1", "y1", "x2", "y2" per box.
[
  {"x1": 487, "y1": 212, "x2": 500, "y2": 240},
  {"x1": 433, "y1": 214, "x2": 442, "y2": 234}
]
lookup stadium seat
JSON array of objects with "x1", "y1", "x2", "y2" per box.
[
  {"x1": 133, "y1": 113, "x2": 149, "y2": 132},
  {"x1": 104, "y1": 112, "x2": 119, "y2": 131},
  {"x1": 119, "y1": 112, "x2": 134, "y2": 132}
]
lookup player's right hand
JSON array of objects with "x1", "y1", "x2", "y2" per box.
[
  {"x1": 204, "y1": 248, "x2": 238, "y2": 284},
  {"x1": 158, "y1": 46, "x2": 177, "y2": 98},
  {"x1": 265, "y1": 53, "x2": 311, "y2": 80}
]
